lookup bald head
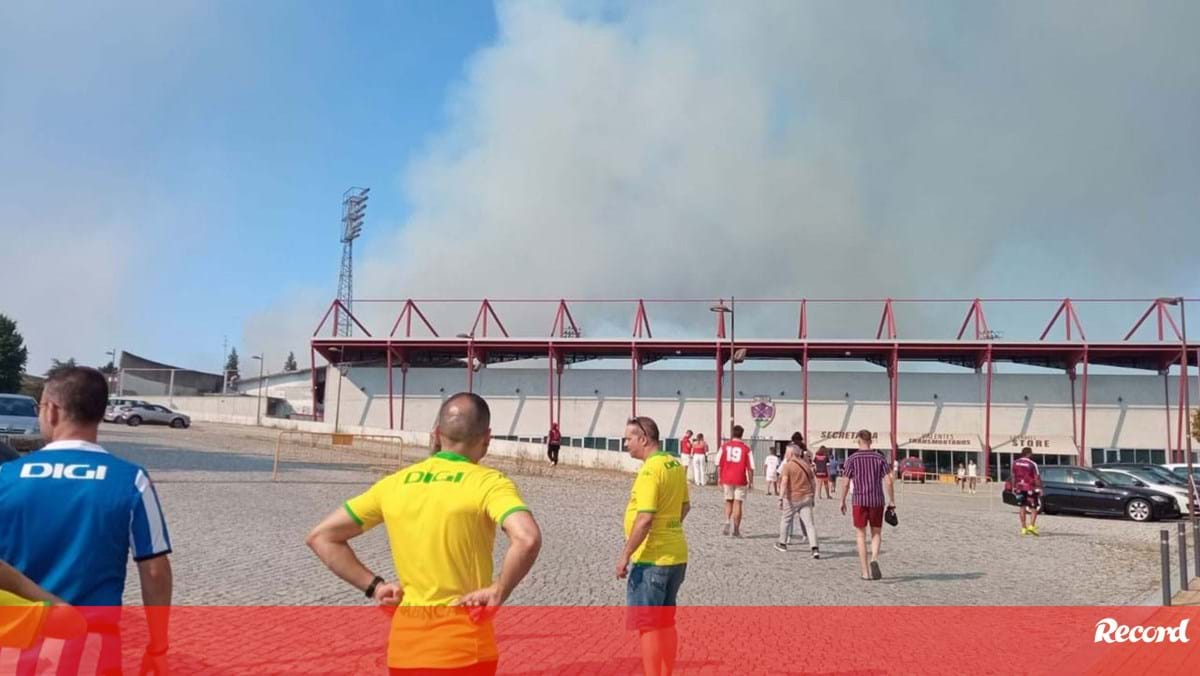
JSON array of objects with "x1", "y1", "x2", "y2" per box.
[{"x1": 435, "y1": 392, "x2": 491, "y2": 450}]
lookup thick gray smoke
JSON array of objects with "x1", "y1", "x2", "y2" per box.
[{"x1": 248, "y1": 0, "x2": 1200, "y2": 359}]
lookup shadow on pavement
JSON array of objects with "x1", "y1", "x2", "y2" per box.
[{"x1": 878, "y1": 571, "x2": 985, "y2": 584}]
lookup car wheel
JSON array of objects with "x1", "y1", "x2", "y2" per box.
[
  {"x1": 1126, "y1": 498, "x2": 1153, "y2": 522},
  {"x1": 126, "y1": 415, "x2": 142, "y2": 427},
  {"x1": 170, "y1": 418, "x2": 186, "y2": 429}
]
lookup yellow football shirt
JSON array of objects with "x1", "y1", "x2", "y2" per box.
[
  {"x1": 624, "y1": 452, "x2": 689, "y2": 566},
  {"x1": 344, "y1": 451, "x2": 529, "y2": 668},
  {"x1": 0, "y1": 590, "x2": 48, "y2": 650}
]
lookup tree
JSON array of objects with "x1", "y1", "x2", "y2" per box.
[
  {"x1": 225, "y1": 348, "x2": 240, "y2": 379},
  {"x1": 99, "y1": 360, "x2": 117, "y2": 375},
  {"x1": 1192, "y1": 408, "x2": 1200, "y2": 444},
  {"x1": 45, "y1": 358, "x2": 77, "y2": 379},
  {"x1": 284, "y1": 351, "x2": 298, "y2": 372},
  {"x1": 0, "y1": 314, "x2": 27, "y2": 394}
]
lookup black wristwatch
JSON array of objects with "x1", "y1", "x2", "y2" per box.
[{"x1": 365, "y1": 575, "x2": 385, "y2": 599}]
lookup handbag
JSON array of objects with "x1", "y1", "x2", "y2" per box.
[{"x1": 883, "y1": 506, "x2": 898, "y2": 527}]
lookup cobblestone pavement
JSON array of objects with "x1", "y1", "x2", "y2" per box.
[{"x1": 98, "y1": 423, "x2": 1168, "y2": 606}]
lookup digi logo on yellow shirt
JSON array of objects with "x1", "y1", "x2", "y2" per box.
[{"x1": 403, "y1": 470, "x2": 467, "y2": 485}]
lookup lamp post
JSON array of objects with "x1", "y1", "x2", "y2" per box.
[
  {"x1": 251, "y1": 355, "x2": 264, "y2": 426},
  {"x1": 710, "y1": 298, "x2": 740, "y2": 439},
  {"x1": 1160, "y1": 297, "x2": 1197, "y2": 554},
  {"x1": 456, "y1": 333, "x2": 478, "y2": 392},
  {"x1": 105, "y1": 349, "x2": 120, "y2": 396}
]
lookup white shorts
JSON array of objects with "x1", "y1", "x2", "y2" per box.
[
  {"x1": 766, "y1": 472, "x2": 778, "y2": 482},
  {"x1": 722, "y1": 484, "x2": 747, "y2": 501}
]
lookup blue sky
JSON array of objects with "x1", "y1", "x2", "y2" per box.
[
  {"x1": 2, "y1": 1, "x2": 498, "y2": 371},
  {"x1": 0, "y1": 0, "x2": 499, "y2": 372},
  {"x1": 2, "y1": 1, "x2": 1198, "y2": 375}
]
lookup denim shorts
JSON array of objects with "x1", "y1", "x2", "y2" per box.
[{"x1": 626, "y1": 563, "x2": 687, "y2": 631}]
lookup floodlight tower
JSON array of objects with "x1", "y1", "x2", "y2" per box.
[{"x1": 337, "y1": 187, "x2": 369, "y2": 336}]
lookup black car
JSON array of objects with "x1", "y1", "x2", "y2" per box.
[{"x1": 1005, "y1": 465, "x2": 1180, "y2": 522}]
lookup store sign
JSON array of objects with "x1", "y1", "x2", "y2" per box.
[
  {"x1": 813, "y1": 430, "x2": 880, "y2": 448},
  {"x1": 990, "y1": 434, "x2": 1078, "y2": 455},
  {"x1": 750, "y1": 396, "x2": 775, "y2": 428},
  {"x1": 899, "y1": 433, "x2": 980, "y2": 451},
  {"x1": 1006, "y1": 436, "x2": 1059, "y2": 450}
]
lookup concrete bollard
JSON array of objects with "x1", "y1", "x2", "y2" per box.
[
  {"x1": 1161, "y1": 529, "x2": 1172, "y2": 606},
  {"x1": 1179, "y1": 522, "x2": 1190, "y2": 594}
]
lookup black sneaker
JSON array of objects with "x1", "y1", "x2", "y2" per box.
[
  {"x1": 811, "y1": 548, "x2": 820, "y2": 560},
  {"x1": 774, "y1": 542, "x2": 787, "y2": 552},
  {"x1": 869, "y1": 560, "x2": 882, "y2": 580}
]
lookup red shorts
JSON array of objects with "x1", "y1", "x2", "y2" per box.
[{"x1": 852, "y1": 505, "x2": 885, "y2": 529}]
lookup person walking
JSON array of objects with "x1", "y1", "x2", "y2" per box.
[
  {"x1": 0, "y1": 367, "x2": 174, "y2": 675},
  {"x1": 616, "y1": 416, "x2": 689, "y2": 676},
  {"x1": 775, "y1": 445, "x2": 819, "y2": 559},
  {"x1": 764, "y1": 448, "x2": 781, "y2": 496},
  {"x1": 956, "y1": 463, "x2": 966, "y2": 492},
  {"x1": 831, "y1": 452, "x2": 842, "y2": 493},
  {"x1": 967, "y1": 459, "x2": 979, "y2": 494},
  {"x1": 547, "y1": 423, "x2": 562, "y2": 466},
  {"x1": 716, "y1": 425, "x2": 754, "y2": 537},
  {"x1": 679, "y1": 429, "x2": 693, "y2": 470},
  {"x1": 307, "y1": 393, "x2": 543, "y2": 675},
  {"x1": 813, "y1": 445, "x2": 832, "y2": 499},
  {"x1": 689, "y1": 433, "x2": 708, "y2": 486},
  {"x1": 839, "y1": 429, "x2": 895, "y2": 581},
  {"x1": 1011, "y1": 447, "x2": 1042, "y2": 536}
]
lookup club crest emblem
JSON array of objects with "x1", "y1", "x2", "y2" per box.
[{"x1": 750, "y1": 396, "x2": 775, "y2": 428}]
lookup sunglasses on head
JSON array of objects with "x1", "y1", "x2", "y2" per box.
[{"x1": 627, "y1": 417, "x2": 649, "y2": 436}]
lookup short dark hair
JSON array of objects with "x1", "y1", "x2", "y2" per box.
[
  {"x1": 43, "y1": 367, "x2": 108, "y2": 424},
  {"x1": 857, "y1": 429, "x2": 873, "y2": 443},
  {"x1": 732, "y1": 424, "x2": 744, "y2": 439},
  {"x1": 684, "y1": 429, "x2": 693, "y2": 436},
  {"x1": 1021, "y1": 446, "x2": 1033, "y2": 456},
  {"x1": 436, "y1": 392, "x2": 491, "y2": 444},
  {"x1": 626, "y1": 416, "x2": 660, "y2": 443}
]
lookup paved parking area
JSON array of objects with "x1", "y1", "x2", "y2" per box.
[{"x1": 96, "y1": 423, "x2": 1170, "y2": 606}]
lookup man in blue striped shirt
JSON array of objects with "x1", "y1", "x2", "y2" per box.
[
  {"x1": 839, "y1": 430, "x2": 894, "y2": 581},
  {"x1": 0, "y1": 367, "x2": 172, "y2": 674}
]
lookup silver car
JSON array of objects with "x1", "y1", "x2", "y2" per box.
[
  {"x1": 0, "y1": 393, "x2": 43, "y2": 451},
  {"x1": 105, "y1": 397, "x2": 149, "y2": 422},
  {"x1": 119, "y1": 403, "x2": 191, "y2": 429}
]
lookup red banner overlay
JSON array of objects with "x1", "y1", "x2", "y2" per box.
[{"x1": 2, "y1": 606, "x2": 1199, "y2": 674}]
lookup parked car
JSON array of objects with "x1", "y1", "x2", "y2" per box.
[
  {"x1": 1162, "y1": 463, "x2": 1200, "y2": 483},
  {"x1": 898, "y1": 456, "x2": 926, "y2": 482},
  {"x1": 116, "y1": 403, "x2": 191, "y2": 429},
  {"x1": 0, "y1": 393, "x2": 42, "y2": 452},
  {"x1": 1094, "y1": 463, "x2": 1193, "y2": 501},
  {"x1": 105, "y1": 397, "x2": 150, "y2": 423},
  {"x1": 1009, "y1": 465, "x2": 1179, "y2": 522},
  {"x1": 1096, "y1": 469, "x2": 1192, "y2": 515}
]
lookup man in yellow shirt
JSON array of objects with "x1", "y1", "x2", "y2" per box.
[
  {"x1": 615, "y1": 416, "x2": 689, "y2": 676},
  {"x1": 306, "y1": 392, "x2": 542, "y2": 676}
]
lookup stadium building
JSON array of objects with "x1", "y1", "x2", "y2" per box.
[{"x1": 230, "y1": 297, "x2": 1200, "y2": 480}]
